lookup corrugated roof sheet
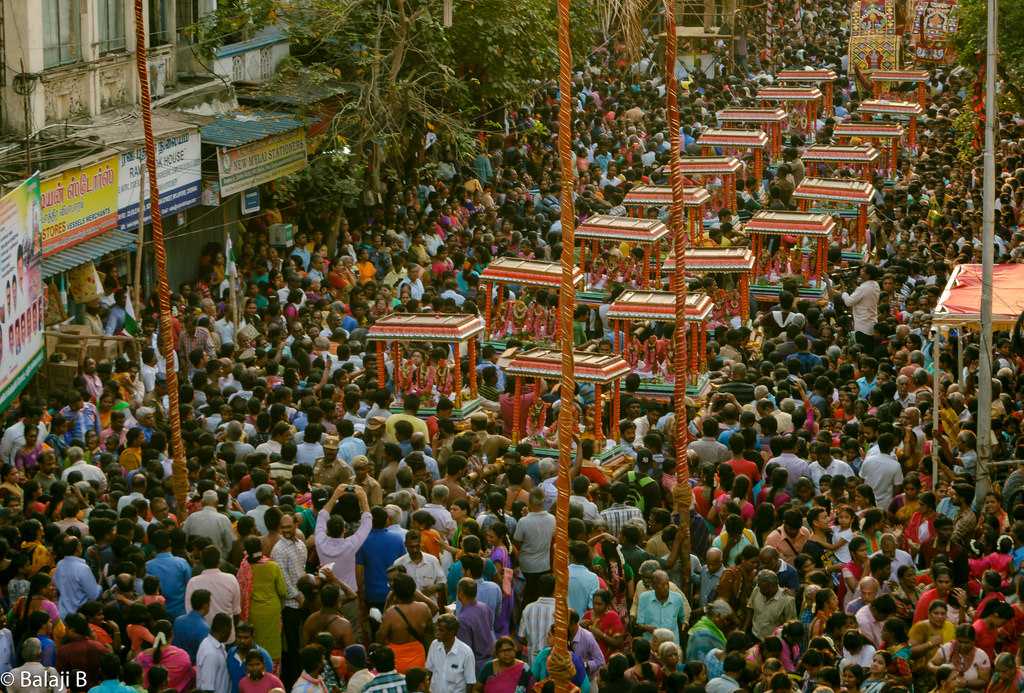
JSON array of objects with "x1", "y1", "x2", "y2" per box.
[
  {"x1": 42, "y1": 230, "x2": 138, "y2": 279},
  {"x1": 200, "y1": 112, "x2": 304, "y2": 148}
]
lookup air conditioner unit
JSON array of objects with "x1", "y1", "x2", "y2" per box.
[{"x1": 269, "y1": 223, "x2": 294, "y2": 247}]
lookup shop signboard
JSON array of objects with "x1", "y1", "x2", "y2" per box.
[
  {"x1": 0, "y1": 176, "x2": 45, "y2": 410},
  {"x1": 40, "y1": 156, "x2": 119, "y2": 257},
  {"x1": 217, "y1": 128, "x2": 307, "y2": 197},
  {"x1": 117, "y1": 130, "x2": 202, "y2": 231}
]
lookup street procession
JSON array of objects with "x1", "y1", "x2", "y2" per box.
[{"x1": 0, "y1": 0, "x2": 1021, "y2": 691}]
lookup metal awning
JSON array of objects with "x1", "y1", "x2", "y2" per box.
[{"x1": 42, "y1": 230, "x2": 138, "y2": 279}]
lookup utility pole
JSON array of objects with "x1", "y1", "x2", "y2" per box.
[{"x1": 976, "y1": 0, "x2": 997, "y2": 504}]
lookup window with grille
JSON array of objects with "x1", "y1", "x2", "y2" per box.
[
  {"x1": 42, "y1": 0, "x2": 82, "y2": 68},
  {"x1": 97, "y1": 0, "x2": 126, "y2": 54},
  {"x1": 176, "y1": 0, "x2": 200, "y2": 43}
]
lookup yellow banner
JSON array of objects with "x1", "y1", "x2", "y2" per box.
[
  {"x1": 217, "y1": 128, "x2": 307, "y2": 198},
  {"x1": 40, "y1": 156, "x2": 119, "y2": 257}
]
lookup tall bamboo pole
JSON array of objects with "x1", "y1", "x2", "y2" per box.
[
  {"x1": 134, "y1": 0, "x2": 190, "y2": 516},
  {"x1": 664, "y1": 0, "x2": 692, "y2": 590},
  {"x1": 550, "y1": 0, "x2": 576, "y2": 687}
]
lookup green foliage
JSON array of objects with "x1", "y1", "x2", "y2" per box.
[
  {"x1": 267, "y1": 0, "x2": 601, "y2": 174},
  {"x1": 274, "y1": 143, "x2": 366, "y2": 215},
  {"x1": 951, "y1": 109, "x2": 979, "y2": 164},
  {"x1": 187, "y1": 0, "x2": 278, "y2": 57},
  {"x1": 953, "y1": 0, "x2": 1024, "y2": 109}
]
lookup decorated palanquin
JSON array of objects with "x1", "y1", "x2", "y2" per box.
[
  {"x1": 832, "y1": 122, "x2": 905, "y2": 180},
  {"x1": 606, "y1": 290, "x2": 715, "y2": 400},
  {"x1": 910, "y1": 1, "x2": 957, "y2": 65},
  {"x1": 775, "y1": 69, "x2": 838, "y2": 117},
  {"x1": 870, "y1": 69, "x2": 930, "y2": 108},
  {"x1": 368, "y1": 313, "x2": 484, "y2": 418},
  {"x1": 478, "y1": 258, "x2": 584, "y2": 348},
  {"x1": 793, "y1": 178, "x2": 876, "y2": 262},
  {"x1": 857, "y1": 99, "x2": 925, "y2": 152},
  {"x1": 801, "y1": 144, "x2": 882, "y2": 183},
  {"x1": 575, "y1": 215, "x2": 670, "y2": 299},
  {"x1": 663, "y1": 247, "x2": 756, "y2": 325},
  {"x1": 744, "y1": 211, "x2": 836, "y2": 303},
  {"x1": 504, "y1": 348, "x2": 632, "y2": 469},
  {"x1": 715, "y1": 108, "x2": 789, "y2": 160},
  {"x1": 622, "y1": 185, "x2": 711, "y2": 245},
  {"x1": 755, "y1": 86, "x2": 824, "y2": 137},
  {"x1": 662, "y1": 157, "x2": 745, "y2": 219},
  {"x1": 697, "y1": 129, "x2": 770, "y2": 184}
]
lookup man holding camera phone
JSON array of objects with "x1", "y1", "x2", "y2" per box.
[
  {"x1": 315, "y1": 483, "x2": 371, "y2": 636},
  {"x1": 837, "y1": 264, "x2": 881, "y2": 351}
]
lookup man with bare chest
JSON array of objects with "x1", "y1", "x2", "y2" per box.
[
  {"x1": 300, "y1": 583, "x2": 354, "y2": 648},
  {"x1": 378, "y1": 573, "x2": 433, "y2": 674}
]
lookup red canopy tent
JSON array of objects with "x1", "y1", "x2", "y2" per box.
[{"x1": 933, "y1": 264, "x2": 1024, "y2": 328}]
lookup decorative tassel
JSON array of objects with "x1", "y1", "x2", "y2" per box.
[{"x1": 443, "y1": 0, "x2": 453, "y2": 26}]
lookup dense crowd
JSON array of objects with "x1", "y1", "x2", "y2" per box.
[{"x1": 4, "y1": 1, "x2": 1024, "y2": 693}]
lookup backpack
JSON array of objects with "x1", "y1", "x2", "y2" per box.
[{"x1": 624, "y1": 471, "x2": 659, "y2": 514}]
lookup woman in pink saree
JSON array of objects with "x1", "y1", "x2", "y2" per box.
[
  {"x1": 135, "y1": 622, "x2": 195, "y2": 693},
  {"x1": 477, "y1": 637, "x2": 534, "y2": 693}
]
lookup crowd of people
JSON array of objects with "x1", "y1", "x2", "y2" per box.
[{"x1": 3, "y1": 1, "x2": 1024, "y2": 693}]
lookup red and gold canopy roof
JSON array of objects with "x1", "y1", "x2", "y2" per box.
[
  {"x1": 793, "y1": 178, "x2": 876, "y2": 205},
  {"x1": 744, "y1": 211, "x2": 836, "y2": 237},
  {"x1": 663, "y1": 247, "x2": 756, "y2": 273},
  {"x1": 716, "y1": 107, "x2": 789, "y2": 124},
  {"x1": 833, "y1": 122, "x2": 905, "y2": 139},
  {"x1": 869, "y1": 69, "x2": 929, "y2": 83},
  {"x1": 857, "y1": 99, "x2": 924, "y2": 117},
  {"x1": 775, "y1": 69, "x2": 838, "y2": 83},
  {"x1": 367, "y1": 313, "x2": 485, "y2": 342},
  {"x1": 606, "y1": 290, "x2": 714, "y2": 322},
  {"x1": 504, "y1": 348, "x2": 631, "y2": 383},
  {"x1": 666, "y1": 156, "x2": 745, "y2": 176},
  {"x1": 575, "y1": 215, "x2": 670, "y2": 243},
  {"x1": 801, "y1": 144, "x2": 882, "y2": 164},
  {"x1": 623, "y1": 185, "x2": 711, "y2": 208},
  {"x1": 697, "y1": 128, "x2": 769, "y2": 149},
  {"x1": 479, "y1": 257, "x2": 584, "y2": 289},
  {"x1": 756, "y1": 86, "x2": 823, "y2": 101}
]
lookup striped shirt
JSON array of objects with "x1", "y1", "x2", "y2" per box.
[
  {"x1": 518, "y1": 596, "x2": 555, "y2": 663},
  {"x1": 600, "y1": 504, "x2": 645, "y2": 537},
  {"x1": 270, "y1": 538, "x2": 307, "y2": 608},
  {"x1": 362, "y1": 671, "x2": 408, "y2": 693}
]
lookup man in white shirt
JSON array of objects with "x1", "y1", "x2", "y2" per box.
[
  {"x1": 859, "y1": 432, "x2": 903, "y2": 510},
  {"x1": 61, "y1": 447, "x2": 107, "y2": 491},
  {"x1": 807, "y1": 441, "x2": 855, "y2": 491},
  {"x1": 0, "y1": 407, "x2": 46, "y2": 465},
  {"x1": 426, "y1": 614, "x2": 477, "y2": 693},
  {"x1": 840, "y1": 264, "x2": 880, "y2": 348},
  {"x1": 392, "y1": 530, "x2": 446, "y2": 601},
  {"x1": 196, "y1": 614, "x2": 233, "y2": 693}
]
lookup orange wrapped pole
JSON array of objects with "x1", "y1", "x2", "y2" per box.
[
  {"x1": 376, "y1": 341, "x2": 387, "y2": 390},
  {"x1": 550, "y1": 0, "x2": 577, "y2": 684},
  {"x1": 594, "y1": 384, "x2": 603, "y2": 446},
  {"x1": 453, "y1": 341, "x2": 462, "y2": 408},
  {"x1": 134, "y1": 0, "x2": 188, "y2": 516},
  {"x1": 484, "y1": 282, "x2": 493, "y2": 338},
  {"x1": 664, "y1": 0, "x2": 691, "y2": 591},
  {"x1": 468, "y1": 338, "x2": 477, "y2": 400},
  {"x1": 512, "y1": 376, "x2": 523, "y2": 443},
  {"x1": 611, "y1": 380, "x2": 620, "y2": 442}
]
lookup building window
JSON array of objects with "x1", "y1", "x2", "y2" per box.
[
  {"x1": 97, "y1": 0, "x2": 126, "y2": 54},
  {"x1": 149, "y1": 0, "x2": 172, "y2": 46},
  {"x1": 42, "y1": 0, "x2": 81, "y2": 68},
  {"x1": 176, "y1": 0, "x2": 200, "y2": 43}
]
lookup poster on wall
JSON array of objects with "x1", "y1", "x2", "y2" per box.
[
  {"x1": 217, "y1": 128, "x2": 307, "y2": 198},
  {"x1": 0, "y1": 176, "x2": 45, "y2": 411},
  {"x1": 911, "y1": 0, "x2": 958, "y2": 63},
  {"x1": 40, "y1": 157, "x2": 119, "y2": 257},
  {"x1": 117, "y1": 130, "x2": 202, "y2": 232}
]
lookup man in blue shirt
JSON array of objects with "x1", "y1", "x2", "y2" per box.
[
  {"x1": 145, "y1": 530, "x2": 193, "y2": 619},
  {"x1": 857, "y1": 357, "x2": 878, "y2": 398},
  {"x1": 226, "y1": 623, "x2": 274, "y2": 693},
  {"x1": 355, "y1": 507, "x2": 407, "y2": 612},
  {"x1": 173, "y1": 589, "x2": 211, "y2": 662},
  {"x1": 567, "y1": 541, "x2": 599, "y2": 617},
  {"x1": 88, "y1": 653, "x2": 138, "y2": 693},
  {"x1": 53, "y1": 536, "x2": 101, "y2": 618},
  {"x1": 636, "y1": 570, "x2": 688, "y2": 645}
]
